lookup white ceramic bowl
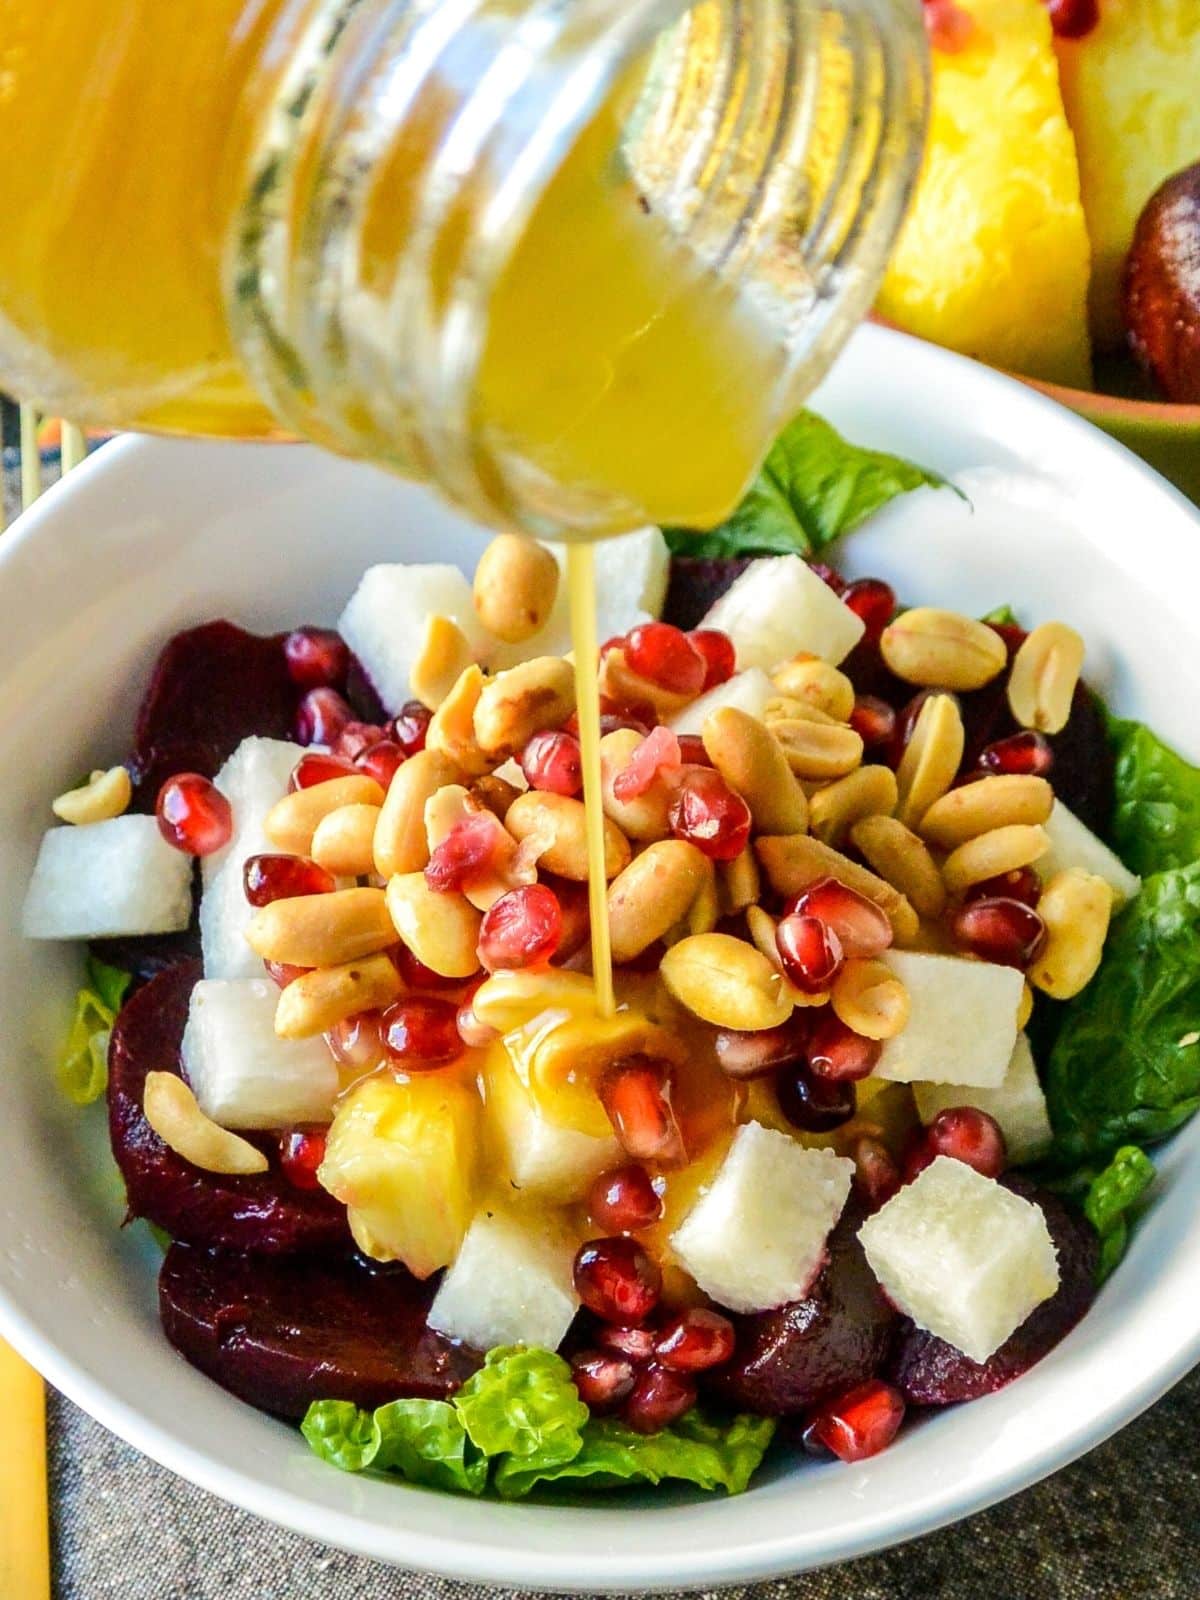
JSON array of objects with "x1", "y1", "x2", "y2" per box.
[{"x1": 2, "y1": 324, "x2": 1199, "y2": 1592}]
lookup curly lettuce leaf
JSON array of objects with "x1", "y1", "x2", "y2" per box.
[
  {"x1": 455, "y1": 1346, "x2": 588, "y2": 1465},
  {"x1": 57, "y1": 955, "x2": 132, "y2": 1107},
  {"x1": 301, "y1": 1401, "x2": 380, "y2": 1474},
  {"x1": 981, "y1": 604, "x2": 1018, "y2": 626},
  {"x1": 1108, "y1": 719, "x2": 1200, "y2": 879},
  {"x1": 664, "y1": 410, "x2": 953, "y2": 560},
  {"x1": 372, "y1": 1398, "x2": 487, "y2": 1495},
  {"x1": 1083, "y1": 1146, "x2": 1157, "y2": 1282},
  {"x1": 86, "y1": 953, "x2": 133, "y2": 1014}
]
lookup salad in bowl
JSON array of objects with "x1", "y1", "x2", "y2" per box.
[{"x1": 20, "y1": 408, "x2": 1199, "y2": 1506}]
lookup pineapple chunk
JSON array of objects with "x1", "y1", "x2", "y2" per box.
[
  {"x1": 338, "y1": 564, "x2": 490, "y2": 713},
  {"x1": 23, "y1": 814, "x2": 193, "y2": 940},
  {"x1": 874, "y1": 950, "x2": 1023, "y2": 1088},
  {"x1": 877, "y1": 0, "x2": 1092, "y2": 388},
  {"x1": 428, "y1": 1207, "x2": 580, "y2": 1352},
  {"x1": 858, "y1": 1156, "x2": 1060, "y2": 1363},
  {"x1": 698, "y1": 556, "x2": 864, "y2": 671},
  {"x1": 1039, "y1": 799, "x2": 1141, "y2": 907},
  {"x1": 913, "y1": 1032, "x2": 1053, "y2": 1166},
  {"x1": 484, "y1": 1051, "x2": 619, "y2": 1202},
  {"x1": 668, "y1": 668, "x2": 774, "y2": 738},
  {"x1": 319, "y1": 1074, "x2": 479, "y2": 1278},
  {"x1": 670, "y1": 1123, "x2": 853, "y2": 1313}
]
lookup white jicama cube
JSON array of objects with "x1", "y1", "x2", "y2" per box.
[
  {"x1": 487, "y1": 1060, "x2": 619, "y2": 1202},
  {"x1": 668, "y1": 668, "x2": 774, "y2": 737},
  {"x1": 858, "y1": 1156, "x2": 1060, "y2": 1364},
  {"x1": 23, "y1": 814, "x2": 193, "y2": 940},
  {"x1": 670, "y1": 1123, "x2": 853, "y2": 1313},
  {"x1": 913, "y1": 1033, "x2": 1053, "y2": 1167},
  {"x1": 1040, "y1": 799, "x2": 1141, "y2": 907},
  {"x1": 699, "y1": 555, "x2": 865, "y2": 670},
  {"x1": 427, "y1": 1208, "x2": 580, "y2": 1353},
  {"x1": 181, "y1": 978, "x2": 339, "y2": 1130},
  {"x1": 339, "y1": 564, "x2": 489, "y2": 711},
  {"x1": 874, "y1": 950, "x2": 1023, "y2": 1089}
]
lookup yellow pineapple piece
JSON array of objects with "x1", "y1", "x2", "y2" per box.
[
  {"x1": 319, "y1": 1073, "x2": 479, "y2": 1276},
  {"x1": 878, "y1": 0, "x2": 1092, "y2": 387},
  {"x1": 1054, "y1": 0, "x2": 1200, "y2": 350}
]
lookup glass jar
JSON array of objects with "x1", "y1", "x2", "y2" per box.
[{"x1": 0, "y1": 0, "x2": 927, "y2": 537}]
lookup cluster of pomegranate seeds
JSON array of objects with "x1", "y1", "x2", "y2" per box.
[
  {"x1": 290, "y1": 751, "x2": 356, "y2": 790},
  {"x1": 776, "y1": 913, "x2": 844, "y2": 994},
  {"x1": 849, "y1": 1134, "x2": 902, "y2": 1211},
  {"x1": 574, "y1": 1237, "x2": 662, "y2": 1324},
  {"x1": 807, "y1": 1012, "x2": 882, "y2": 1082},
  {"x1": 478, "y1": 884, "x2": 562, "y2": 971},
  {"x1": 381, "y1": 996, "x2": 464, "y2": 1067},
  {"x1": 849, "y1": 695, "x2": 896, "y2": 750},
  {"x1": 905, "y1": 1107, "x2": 1007, "y2": 1182},
  {"x1": 776, "y1": 1063, "x2": 856, "y2": 1133},
  {"x1": 243, "y1": 852, "x2": 336, "y2": 907},
  {"x1": 978, "y1": 730, "x2": 1054, "y2": 778},
  {"x1": 520, "y1": 729, "x2": 583, "y2": 796},
  {"x1": 687, "y1": 629, "x2": 736, "y2": 691},
  {"x1": 950, "y1": 896, "x2": 1046, "y2": 968},
  {"x1": 712, "y1": 1016, "x2": 809, "y2": 1080},
  {"x1": 599, "y1": 1056, "x2": 686, "y2": 1165},
  {"x1": 425, "y1": 814, "x2": 509, "y2": 894},
  {"x1": 264, "y1": 959, "x2": 308, "y2": 989},
  {"x1": 624, "y1": 622, "x2": 707, "y2": 696},
  {"x1": 588, "y1": 1163, "x2": 663, "y2": 1233},
  {"x1": 668, "y1": 768, "x2": 751, "y2": 861},
  {"x1": 1045, "y1": 0, "x2": 1099, "y2": 40},
  {"x1": 613, "y1": 725, "x2": 682, "y2": 802},
  {"x1": 283, "y1": 627, "x2": 349, "y2": 690},
  {"x1": 294, "y1": 686, "x2": 354, "y2": 747},
  {"x1": 840, "y1": 578, "x2": 896, "y2": 642},
  {"x1": 327, "y1": 1009, "x2": 387, "y2": 1067},
  {"x1": 356, "y1": 739, "x2": 405, "y2": 788},
  {"x1": 803, "y1": 1379, "x2": 906, "y2": 1463},
  {"x1": 788, "y1": 878, "x2": 893, "y2": 960},
  {"x1": 390, "y1": 701, "x2": 432, "y2": 758},
  {"x1": 156, "y1": 773, "x2": 233, "y2": 856},
  {"x1": 278, "y1": 1128, "x2": 327, "y2": 1190}
]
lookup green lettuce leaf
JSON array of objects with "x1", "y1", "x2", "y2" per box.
[
  {"x1": 1108, "y1": 718, "x2": 1200, "y2": 879},
  {"x1": 454, "y1": 1346, "x2": 588, "y2": 1465},
  {"x1": 981, "y1": 604, "x2": 1018, "y2": 626},
  {"x1": 664, "y1": 410, "x2": 952, "y2": 559},
  {"x1": 1083, "y1": 1146, "x2": 1157, "y2": 1282},
  {"x1": 373, "y1": 1398, "x2": 487, "y2": 1495},
  {"x1": 57, "y1": 955, "x2": 132, "y2": 1107},
  {"x1": 301, "y1": 1401, "x2": 380, "y2": 1473},
  {"x1": 86, "y1": 953, "x2": 133, "y2": 1014}
]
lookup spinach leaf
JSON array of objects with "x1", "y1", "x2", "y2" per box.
[
  {"x1": 1108, "y1": 718, "x2": 1200, "y2": 878},
  {"x1": 1083, "y1": 1146, "x2": 1157, "y2": 1282}
]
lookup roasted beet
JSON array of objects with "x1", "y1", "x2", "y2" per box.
[
  {"x1": 343, "y1": 652, "x2": 388, "y2": 723},
  {"x1": 707, "y1": 1204, "x2": 896, "y2": 1415},
  {"x1": 89, "y1": 927, "x2": 201, "y2": 988},
  {"x1": 661, "y1": 557, "x2": 752, "y2": 632},
  {"x1": 1123, "y1": 162, "x2": 1200, "y2": 405},
  {"x1": 888, "y1": 1182, "x2": 1098, "y2": 1406},
  {"x1": 107, "y1": 962, "x2": 349, "y2": 1254},
  {"x1": 160, "y1": 1245, "x2": 480, "y2": 1418},
  {"x1": 1044, "y1": 685, "x2": 1114, "y2": 836}
]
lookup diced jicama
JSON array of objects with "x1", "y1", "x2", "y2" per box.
[
  {"x1": 1039, "y1": 799, "x2": 1141, "y2": 907},
  {"x1": 698, "y1": 555, "x2": 865, "y2": 670},
  {"x1": 670, "y1": 1123, "x2": 853, "y2": 1313},
  {"x1": 668, "y1": 668, "x2": 773, "y2": 737},
  {"x1": 339, "y1": 564, "x2": 490, "y2": 712},
  {"x1": 23, "y1": 814, "x2": 193, "y2": 940},
  {"x1": 874, "y1": 950, "x2": 1023, "y2": 1089},
  {"x1": 913, "y1": 1033, "x2": 1053, "y2": 1166},
  {"x1": 428, "y1": 1207, "x2": 579, "y2": 1352},
  {"x1": 486, "y1": 1055, "x2": 619, "y2": 1202},
  {"x1": 858, "y1": 1156, "x2": 1060, "y2": 1364},
  {"x1": 181, "y1": 978, "x2": 338, "y2": 1130}
]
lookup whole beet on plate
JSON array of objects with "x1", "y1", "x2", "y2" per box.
[
  {"x1": 160, "y1": 1244, "x2": 481, "y2": 1418},
  {"x1": 108, "y1": 961, "x2": 350, "y2": 1254}
]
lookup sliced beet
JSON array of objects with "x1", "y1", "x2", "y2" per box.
[
  {"x1": 662, "y1": 557, "x2": 753, "y2": 632},
  {"x1": 1045, "y1": 685, "x2": 1114, "y2": 836},
  {"x1": 888, "y1": 1181, "x2": 1099, "y2": 1406},
  {"x1": 706, "y1": 1203, "x2": 896, "y2": 1415},
  {"x1": 160, "y1": 1245, "x2": 481, "y2": 1419},
  {"x1": 108, "y1": 961, "x2": 349, "y2": 1254},
  {"x1": 344, "y1": 652, "x2": 387, "y2": 723},
  {"x1": 90, "y1": 927, "x2": 202, "y2": 988}
]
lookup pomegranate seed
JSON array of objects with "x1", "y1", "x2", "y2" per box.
[
  {"x1": 520, "y1": 730, "x2": 583, "y2": 797},
  {"x1": 1046, "y1": 0, "x2": 1098, "y2": 41},
  {"x1": 807, "y1": 1012, "x2": 882, "y2": 1082},
  {"x1": 391, "y1": 943, "x2": 462, "y2": 991},
  {"x1": 264, "y1": 960, "x2": 308, "y2": 988},
  {"x1": 425, "y1": 813, "x2": 510, "y2": 894},
  {"x1": 776, "y1": 914, "x2": 844, "y2": 993},
  {"x1": 356, "y1": 739, "x2": 404, "y2": 788},
  {"x1": 243, "y1": 853, "x2": 335, "y2": 907},
  {"x1": 570, "y1": 1350, "x2": 636, "y2": 1413},
  {"x1": 294, "y1": 686, "x2": 353, "y2": 746},
  {"x1": 612, "y1": 725, "x2": 682, "y2": 802},
  {"x1": 654, "y1": 1309, "x2": 735, "y2": 1373},
  {"x1": 566, "y1": 695, "x2": 656, "y2": 740},
  {"x1": 675, "y1": 734, "x2": 713, "y2": 767},
  {"x1": 805, "y1": 1379, "x2": 905, "y2": 1462},
  {"x1": 156, "y1": 773, "x2": 232, "y2": 856},
  {"x1": 849, "y1": 695, "x2": 897, "y2": 749},
  {"x1": 283, "y1": 627, "x2": 349, "y2": 690},
  {"x1": 911, "y1": 1107, "x2": 1007, "y2": 1180},
  {"x1": 687, "y1": 629, "x2": 736, "y2": 690},
  {"x1": 978, "y1": 730, "x2": 1054, "y2": 778},
  {"x1": 950, "y1": 896, "x2": 1046, "y2": 968},
  {"x1": 381, "y1": 997, "x2": 464, "y2": 1067},
  {"x1": 478, "y1": 884, "x2": 562, "y2": 971},
  {"x1": 841, "y1": 578, "x2": 896, "y2": 642},
  {"x1": 278, "y1": 1128, "x2": 327, "y2": 1189},
  {"x1": 622, "y1": 1364, "x2": 697, "y2": 1433},
  {"x1": 588, "y1": 1164, "x2": 663, "y2": 1233},
  {"x1": 964, "y1": 867, "x2": 1042, "y2": 908},
  {"x1": 598, "y1": 1056, "x2": 687, "y2": 1166},
  {"x1": 776, "y1": 1063, "x2": 856, "y2": 1132},
  {"x1": 389, "y1": 701, "x2": 432, "y2": 757},
  {"x1": 922, "y1": 0, "x2": 975, "y2": 51},
  {"x1": 712, "y1": 1016, "x2": 809, "y2": 1080},
  {"x1": 789, "y1": 877, "x2": 893, "y2": 959},
  {"x1": 596, "y1": 1323, "x2": 658, "y2": 1362},
  {"x1": 850, "y1": 1135, "x2": 902, "y2": 1211},
  {"x1": 290, "y1": 751, "x2": 357, "y2": 790},
  {"x1": 327, "y1": 1010, "x2": 386, "y2": 1068},
  {"x1": 331, "y1": 720, "x2": 386, "y2": 762},
  {"x1": 574, "y1": 1237, "x2": 661, "y2": 1325},
  {"x1": 668, "y1": 768, "x2": 751, "y2": 862},
  {"x1": 809, "y1": 562, "x2": 846, "y2": 595},
  {"x1": 624, "y1": 622, "x2": 707, "y2": 696}
]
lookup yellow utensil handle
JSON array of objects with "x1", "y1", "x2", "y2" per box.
[{"x1": 0, "y1": 1339, "x2": 50, "y2": 1600}]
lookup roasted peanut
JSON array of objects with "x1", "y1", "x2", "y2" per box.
[
  {"x1": 52, "y1": 765, "x2": 133, "y2": 825},
  {"x1": 880, "y1": 608, "x2": 1008, "y2": 690},
  {"x1": 606, "y1": 841, "x2": 712, "y2": 964},
  {"x1": 850, "y1": 814, "x2": 946, "y2": 920},
  {"x1": 1017, "y1": 981, "x2": 1034, "y2": 1030},
  {"x1": 831, "y1": 958, "x2": 910, "y2": 1040},
  {"x1": 470, "y1": 967, "x2": 595, "y2": 1033},
  {"x1": 386, "y1": 872, "x2": 482, "y2": 979},
  {"x1": 311, "y1": 802, "x2": 381, "y2": 878},
  {"x1": 701, "y1": 707, "x2": 808, "y2": 834},
  {"x1": 941, "y1": 823, "x2": 1049, "y2": 895},
  {"x1": 600, "y1": 728, "x2": 674, "y2": 842},
  {"x1": 660, "y1": 933, "x2": 794, "y2": 1031},
  {"x1": 373, "y1": 750, "x2": 459, "y2": 878},
  {"x1": 769, "y1": 718, "x2": 864, "y2": 781},
  {"x1": 771, "y1": 655, "x2": 855, "y2": 721},
  {"x1": 1029, "y1": 868, "x2": 1112, "y2": 1000},
  {"x1": 426, "y1": 664, "x2": 492, "y2": 776},
  {"x1": 410, "y1": 615, "x2": 475, "y2": 711},
  {"x1": 763, "y1": 696, "x2": 838, "y2": 727},
  {"x1": 919, "y1": 774, "x2": 1053, "y2": 849},
  {"x1": 756, "y1": 832, "x2": 920, "y2": 944},
  {"x1": 470, "y1": 773, "x2": 522, "y2": 821},
  {"x1": 266, "y1": 774, "x2": 385, "y2": 855},
  {"x1": 142, "y1": 1072, "x2": 268, "y2": 1175},
  {"x1": 808, "y1": 766, "x2": 898, "y2": 847},
  {"x1": 718, "y1": 847, "x2": 761, "y2": 916},
  {"x1": 506, "y1": 790, "x2": 630, "y2": 882},
  {"x1": 1007, "y1": 622, "x2": 1085, "y2": 735},
  {"x1": 895, "y1": 693, "x2": 963, "y2": 829},
  {"x1": 473, "y1": 533, "x2": 559, "y2": 643},
  {"x1": 473, "y1": 656, "x2": 575, "y2": 758},
  {"x1": 274, "y1": 953, "x2": 402, "y2": 1039},
  {"x1": 245, "y1": 886, "x2": 395, "y2": 967},
  {"x1": 687, "y1": 867, "x2": 721, "y2": 936}
]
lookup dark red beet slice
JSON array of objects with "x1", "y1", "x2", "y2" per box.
[
  {"x1": 90, "y1": 927, "x2": 201, "y2": 988},
  {"x1": 1044, "y1": 685, "x2": 1114, "y2": 837},
  {"x1": 662, "y1": 558, "x2": 753, "y2": 632},
  {"x1": 888, "y1": 1182, "x2": 1098, "y2": 1406},
  {"x1": 706, "y1": 1202, "x2": 896, "y2": 1415},
  {"x1": 160, "y1": 1245, "x2": 481, "y2": 1419},
  {"x1": 344, "y1": 652, "x2": 387, "y2": 723},
  {"x1": 108, "y1": 961, "x2": 349, "y2": 1254}
]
